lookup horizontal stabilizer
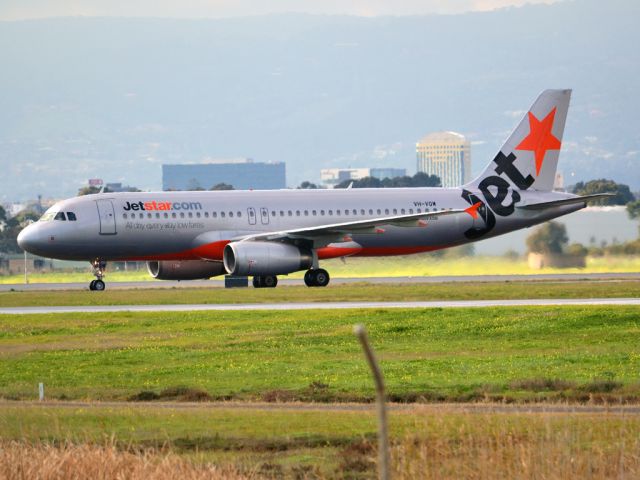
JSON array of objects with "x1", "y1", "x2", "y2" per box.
[{"x1": 517, "y1": 193, "x2": 614, "y2": 211}]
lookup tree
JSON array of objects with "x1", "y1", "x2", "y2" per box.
[
  {"x1": 627, "y1": 200, "x2": 640, "y2": 220},
  {"x1": 210, "y1": 183, "x2": 234, "y2": 190},
  {"x1": 298, "y1": 181, "x2": 319, "y2": 189},
  {"x1": 572, "y1": 179, "x2": 635, "y2": 205},
  {"x1": 335, "y1": 172, "x2": 441, "y2": 189},
  {"x1": 77, "y1": 186, "x2": 102, "y2": 196},
  {"x1": 526, "y1": 221, "x2": 568, "y2": 254}
]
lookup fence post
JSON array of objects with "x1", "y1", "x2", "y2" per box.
[
  {"x1": 354, "y1": 324, "x2": 390, "y2": 480},
  {"x1": 38, "y1": 382, "x2": 44, "y2": 401}
]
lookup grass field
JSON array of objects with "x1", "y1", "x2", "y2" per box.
[
  {"x1": 2, "y1": 254, "x2": 640, "y2": 284},
  {"x1": 1, "y1": 306, "x2": 638, "y2": 403},
  {"x1": 1, "y1": 279, "x2": 640, "y2": 307},
  {"x1": 1, "y1": 404, "x2": 639, "y2": 479}
]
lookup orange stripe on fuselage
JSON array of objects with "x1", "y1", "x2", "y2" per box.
[{"x1": 119, "y1": 241, "x2": 444, "y2": 262}]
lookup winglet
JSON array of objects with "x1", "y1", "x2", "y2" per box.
[{"x1": 465, "y1": 201, "x2": 482, "y2": 219}]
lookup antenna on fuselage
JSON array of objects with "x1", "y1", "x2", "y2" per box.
[{"x1": 347, "y1": 182, "x2": 354, "y2": 189}]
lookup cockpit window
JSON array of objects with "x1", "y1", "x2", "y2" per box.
[
  {"x1": 67, "y1": 212, "x2": 77, "y2": 221},
  {"x1": 39, "y1": 212, "x2": 55, "y2": 222},
  {"x1": 54, "y1": 212, "x2": 66, "y2": 221}
]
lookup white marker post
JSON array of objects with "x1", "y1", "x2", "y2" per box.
[
  {"x1": 354, "y1": 324, "x2": 390, "y2": 480},
  {"x1": 38, "y1": 382, "x2": 44, "y2": 401}
]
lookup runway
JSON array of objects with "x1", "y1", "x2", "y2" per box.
[
  {"x1": 1, "y1": 272, "x2": 639, "y2": 292},
  {"x1": 2, "y1": 399, "x2": 639, "y2": 415},
  {"x1": 1, "y1": 297, "x2": 639, "y2": 314}
]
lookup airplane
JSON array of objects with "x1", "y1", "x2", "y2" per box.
[{"x1": 18, "y1": 89, "x2": 610, "y2": 291}]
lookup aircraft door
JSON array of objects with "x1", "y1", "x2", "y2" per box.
[
  {"x1": 96, "y1": 199, "x2": 117, "y2": 235},
  {"x1": 247, "y1": 207, "x2": 257, "y2": 225},
  {"x1": 260, "y1": 207, "x2": 270, "y2": 225}
]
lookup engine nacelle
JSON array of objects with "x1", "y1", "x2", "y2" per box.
[
  {"x1": 223, "y1": 241, "x2": 312, "y2": 276},
  {"x1": 147, "y1": 260, "x2": 225, "y2": 280}
]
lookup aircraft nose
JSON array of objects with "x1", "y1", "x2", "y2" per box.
[{"x1": 17, "y1": 224, "x2": 41, "y2": 254}]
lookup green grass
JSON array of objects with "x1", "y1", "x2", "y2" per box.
[
  {"x1": 1, "y1": 307, "x2": 639, "y2": 402},
  {"x1": 1, "y1": 280, "x2": 640, "y2": 307},
  {"x1": 2, "y1": 254, "x2": 639, "y2": 284}
]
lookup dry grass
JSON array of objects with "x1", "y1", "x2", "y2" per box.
[
  {"x1": 0, "y1": 441, "x2": 254, "y2": 480},
  {"x1": 391, "y1": 413, "x2": 640, "y2": 480}
]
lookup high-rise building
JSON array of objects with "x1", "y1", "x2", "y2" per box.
[
  {"x1": 162, "y1": 158, "x2": 286, "y2": 191},
  {"x1": 416, "y1": 131, "x2": 471, "y2": 187}
]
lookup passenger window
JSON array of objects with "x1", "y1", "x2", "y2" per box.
[
  {"x1": 204, "y1": 212, "x2": 209, "y2": 218},
  {"x1": 196, "y1": 212, "x2": 201, "y2": 218},
  {"x1": 272, "y1": 211, "x2": 276, "y2": 217},
  {"x1": 312, "y1": 210, "x2": 317, "y2": 216},
  {"x1": 156, "y1": 213, "x2": 160, "y2": 218},
  {"x1": 385, "y1": 209, "x2": 389, "y2": 215},
  {"x1": 288, "y1": 210, "x2": 292, "y2": 216},
  {"x1": 188, "y1": 212, "x2": 193, "y2": 218},
  {"x1": 337, "y1": 210, "x2": 341, "y2": 215},
  {"x1": 401, "y1": 209, "x2": 405, "y2": 214},
  {"x1": 320, "y1": 210, "x2": 325, "y2": 216},
  {"x1": 172, "y1": 213, "x2": 177, "y2": 218},
  {"x1": 376, "y1": 209, "x2": 381, "y2": 215},
  {"x1": 409, "y1": 209, "x2": 413, "y2": 214},
  {"x1": 180, "y1": 212, "x2": 185, "y2": 218},
  {"x1": 393, "y1": 209, "x2": 398, "y2": 214},
  {"x1": 360, "y1": 209, "x2": 365, "y2": 215},
  {"x1": 296, "y1": 210, "x2": 300, "y2": 216},
  {"x1": 54, "y1": 212, "x2": 66, "y2": 221},
  {"x1": 221, "y1": 212, "x2": 226, "y2": 218},
  {"x1": 417, "y1": 208, "x2": 422, "y2": 214},
  {"x1": 212, "y1": 212, "x2": 217, "y2": 218},
  {"x1": 67, "y1": 212, "x2": 77, "y2": 221},
  {"x1": 164, "y1": 213, "x2": 169, "y2": 218},
  {"x1": 280, "y1": 210, "x2": 284, "y2": 217},
  {"x1": 229, "y1": 211, "x2": 234, "y2": 217},
  {"x1": 304, "y1": 210, "x2": 309, "y2": 216},
  {"x1": 123, "y1": 213, "x2": 127, "y2": 219},
  {"x1": 328, "y1": 210, "x2": 333, "y2": 216},
  {"x1": 352, "y1": 209, "x2": 357, "y2": 215},
  {"x1": 368, "y1": 209, "x2": 373, "y2": 215},
  {"x1": 237, "y1": 211, "x2": 242, "y2": 218}
]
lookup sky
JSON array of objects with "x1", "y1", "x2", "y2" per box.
[{"x1": 0, "y1": 0, "x2": 565, "y2": 20}]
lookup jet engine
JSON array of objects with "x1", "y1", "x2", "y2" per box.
[
  {"x1": 147, "y1": 260, "x2": 225, "y2": 280},
  {"x1": 223, "y1": 241, "x2": 312, "y2": 276}
]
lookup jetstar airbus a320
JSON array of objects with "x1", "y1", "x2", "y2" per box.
[{"x1": 18, "y1": 89, "x2": 609, "y2": 290}]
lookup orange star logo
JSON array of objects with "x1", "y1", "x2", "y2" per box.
[{"x1": 515, "y1": 107, "x2": 562, "y2": 176}]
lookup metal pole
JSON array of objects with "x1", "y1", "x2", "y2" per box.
[
  {"x1": 354, "y1": 324, "x2": 390, "y2": 480},
  {"x1": 24, "y1": 250, "x2": 27, "y2": 284}
]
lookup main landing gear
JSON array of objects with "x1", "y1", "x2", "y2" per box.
[
  {"x1": 89, "y1": 259, "x2": 107, "y2": 291},
  {"x1": 304, "y1": 268, "x2": 330, "y2": 287}
]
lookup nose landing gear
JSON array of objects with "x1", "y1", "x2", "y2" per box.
[{"x1": 89, "y1": 259, "x2": 107, "y2": 291}]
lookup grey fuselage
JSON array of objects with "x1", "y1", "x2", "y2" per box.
[{"x1": 17, "y1": 187, "x2": 581, "y2": 263}]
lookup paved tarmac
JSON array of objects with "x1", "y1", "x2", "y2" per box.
[
  {"x1": 1, "y1": 272, "x2": 639, "y2": 292},
  {"x1": 1, "y1": 297, "x2": 639, "y2": 315},
  {"x1": 2, "y1": 399, "x2": 639, "y2": 415}
]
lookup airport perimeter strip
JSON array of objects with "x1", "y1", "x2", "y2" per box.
[{"x1": 1, "y1": 297, "x2": 639, "y2": 314}]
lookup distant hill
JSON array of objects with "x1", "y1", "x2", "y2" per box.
[{"x1": 0, "y1": 0, "x2": 638, "y2": 200}]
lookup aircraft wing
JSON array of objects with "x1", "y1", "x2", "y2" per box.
[
  {"x1": 516, "y1": 193, "x2": 615, "y2": 211},
  {"x1": 234, "y1": 208, "x2": 470, "y2": 244}
]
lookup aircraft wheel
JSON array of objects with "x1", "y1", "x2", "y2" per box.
[
  {"x1": 89, "y1": 280, "x2": 96, "y2": 291},
  {"x1": 93, "y1": 279, "x2": 106, "y2": 291},
  {"x1": 304, "y1": 270, "x2": 315, "y2": 287},
  {"x1": 262, "y1": 275, "x2": 278, "y2": 288},
  {"x1": 252, "y1": 276, "x2": 263, "y2": 288},
  {"x1": 313, "y1": 269, "x2": 330, "y2": 287}
]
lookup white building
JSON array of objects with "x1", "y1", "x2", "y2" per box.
[{"x1": 416, "y1": 131, "x2": 471, "y2": 187}]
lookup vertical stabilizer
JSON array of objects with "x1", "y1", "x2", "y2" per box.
[{"x1": 466, "y1": 89, "x2": 571, "y2": 192}]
